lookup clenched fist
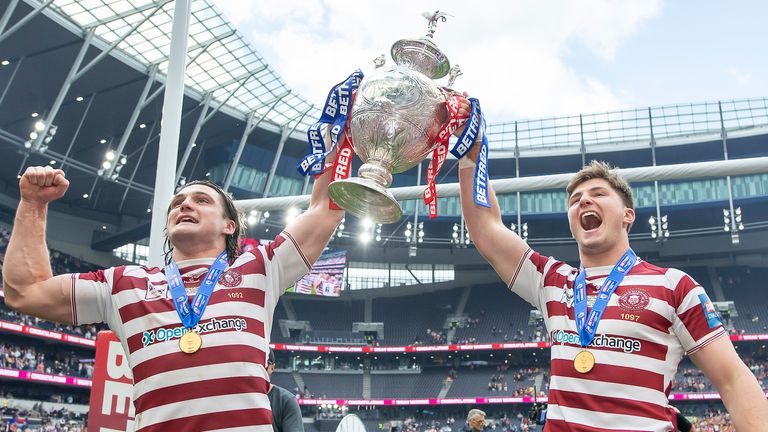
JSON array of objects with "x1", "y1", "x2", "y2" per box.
[{"x1": 19, "y1": 166, "x2": 69, "y2": 205}]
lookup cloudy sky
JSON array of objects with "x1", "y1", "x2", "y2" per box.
[{"x1": 210, "y1": 0, "x2": 767, "y2": 123}]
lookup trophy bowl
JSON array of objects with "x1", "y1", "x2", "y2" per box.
[{"x1": 328, "y1": 19, "x2": 455, "y2": 224}]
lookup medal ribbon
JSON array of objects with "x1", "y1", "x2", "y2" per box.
[
  {"x1": 297, "y1": 70, "x2": 363, "y2": 177},
  {"x1": 573, "y1": 248, "x2": 638, "y2": 347},
  {"x1": 165, "y1": 250, "x2": 228, "y2": 329}
]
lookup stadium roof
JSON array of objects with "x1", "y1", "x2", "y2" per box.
[
  {"x1": 0, "y1": 0, "x2": 319, "y2": 223},
  {"x1": 38, "y1": 0, "x2": 317, "y2": 131}
]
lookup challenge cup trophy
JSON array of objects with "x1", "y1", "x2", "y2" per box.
[{"x1": 327, "y1": 11, "x2": 463, "y2": 224}]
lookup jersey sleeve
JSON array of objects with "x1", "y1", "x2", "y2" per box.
[
  {"x1": 508, "y1": 248, "x2": 562, "y2": 311},
  {"x1": 259, "y1": 232, "x2": 311, "y2": 301},
  {"x1": 71, "y1": 268, "x2": 117, "y2": 325},
  {"x1": 668, "y1": 269, "x2": 727, "y2": 355}
]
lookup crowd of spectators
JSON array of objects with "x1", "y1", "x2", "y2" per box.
[
  {"x1": 688, "y1": 408, "x2": 734, "y2": 431},
  {"x1": 0, "y1": 343, "x2": 92, "y2": 379},
  {"x1": 0, "y1": 305, "x2": 101, "y2": 341},
  {"x1": 413, "y1": 329, "x2": 448, "y2": 346},
  {"x1": 386, "y1": 416, "x2": 456, "y2": 432},
  {"x1": 452, "y1": 336, "x2": 479, "y2": 345},
  {"x1": 381, "y1": 412, "x2": 540, "y2": 432},
  {"x1": 673, "y1": 367, "x2": 714, "y2": 393},
  {"x1": 672, "y1": 353, "x2": 768, "y2": 394},
  {"x1": 0, "y1": 404, "x2": 86, "y2": 432}
]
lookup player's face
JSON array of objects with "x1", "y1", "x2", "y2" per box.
[
  {"x1": 166, "y1": 185, "x2": 234, "y2": 246},
  {"x1": 567, "y1": 178, "x2": 634, "y2": 253}
]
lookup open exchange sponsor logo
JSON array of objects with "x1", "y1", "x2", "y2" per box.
[
  {"x1": 141, "y1": 317, "x2": 248, "y2": 347},
  {"x1": 550, "y1": 330, "x2": 642, "y2": 353}
]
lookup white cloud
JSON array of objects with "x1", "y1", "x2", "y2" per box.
[
  {"x1": 211, "y1": 0, "x2": 661, "y2": 121},
  {"x1": 726, "y1": 67, "x2": 753, "y2": 86}
]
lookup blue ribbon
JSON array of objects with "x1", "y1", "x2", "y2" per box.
[
  {"x1": 473, "y1": 114, "x2": 491, "y2": 208},
  {"x1": 297, "y1": 70, "x2": 364, "y2": 176},
  {"x1": 450, "y1": 98, "x2": 481, "y2": 159},
  {"x1": 165, "y1": 251, "x2": 229, "y2": 329},
  {"x1": 451, "y1": 98, "x2": 491, "y2": 209},
  {"x1": 574, "y1": 249, "x2": 638, "y2": 347}
]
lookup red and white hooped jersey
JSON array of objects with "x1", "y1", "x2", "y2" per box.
[
  {"x1": 511, "y1": 249, "x2": 726, "y2": 431},
  {"x1": 71, "y1": 232, "x2": 310, "y2": 432}
]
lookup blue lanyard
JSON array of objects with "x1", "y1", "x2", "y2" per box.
[
  {"x1": 450, "y1": 98, "x2": 490, "y2": 209},
  {"x1": 165, "y1": 251, "x2": 228, "y2": 329},
  {"x1": 574, "y1": 249, "x2": 637, "y2": 347},
  {"x1": 297, "y1": 70, "x2": 364, "y2": 176}
]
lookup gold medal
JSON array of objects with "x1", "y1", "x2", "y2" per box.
[
  {"x1": 179, "y1": 330, "x2": 202, "y2": 354},
  {"x1": 574, "y1": 350, "x2": 595, "y2": 374}
]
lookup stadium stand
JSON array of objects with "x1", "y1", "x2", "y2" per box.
[
  {"x1": 372, "y1": 289, "x2": 462, "y2": 345},
  {"x1": 719, "y1": 267, "x2": 768, "y2": 334},
  {"x1": 451, "y1": 284, "x2": 540, "y2": 344},
  {"x1": 370, "y1": 367, "x2": 450, "y2": 399},
  {"x1": 300, "y1": 372, "x2": 364, "y2": 399}
]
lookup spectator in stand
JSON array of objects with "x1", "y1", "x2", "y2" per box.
[{"x1": 465, "y1": 408, "x2": 486, "y2": 431}]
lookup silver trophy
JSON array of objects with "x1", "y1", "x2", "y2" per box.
[{"x1": 327, "y1": 11, "x2": 460, "y2": 224}]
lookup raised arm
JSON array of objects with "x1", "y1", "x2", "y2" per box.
[
  {"x1": 457, "y1": 105, "x2": 530, "y2": 285},
  {"x1": 283, "y1": 135, "x2": 345, "y2": 265},
  {"x1": 3, "y1": 166, "x2": 74, "y2": 324},
  {"x1": 691, "y1": 336, "x2": 768, "y2": 431}
]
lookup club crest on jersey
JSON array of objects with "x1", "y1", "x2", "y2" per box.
[
  {"x1": 145, "y1": 282, "x2": 167, "y2": 301},
  {"x1": 618, "y1": 289, "x2": 650, "y2": 312},
  {"x1": 560, "y1": 284, "x2": 574, "y2": 307},
  {"x1": 219, "y1": 269, "x2": 242, "y2": 287}
]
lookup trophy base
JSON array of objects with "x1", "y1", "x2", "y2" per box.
[{"x1": 328, "y1": 177, "x2": 403, "y2": 224}]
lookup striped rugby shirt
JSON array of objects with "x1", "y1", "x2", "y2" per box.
[
  {"x1": 512, "y1": 249, "x2": 726, "y2": 431},
  {"x1": 71, "y1": 233, "x2": 310, "y2": 432}
]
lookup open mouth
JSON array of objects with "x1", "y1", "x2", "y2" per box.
[
  {"x1": 176, "y1": 215, "x2": 198, "y2": 225},
  {"x1": 580, "y1": 211, "x2": 603, "y2": 232}
]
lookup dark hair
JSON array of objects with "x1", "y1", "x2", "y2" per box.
[{"x1": 163, "y1": 180, "x2": 245, "y2": 265}]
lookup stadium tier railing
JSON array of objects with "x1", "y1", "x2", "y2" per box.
[
  {"x1": 487, "y1": 97, "x2": 768, "y2": 155},
  {"x1": 0, "y1": 367, "x2": 91, "y2": 388}
]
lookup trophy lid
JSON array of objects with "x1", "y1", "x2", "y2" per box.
[
  {"x1": 391, "y1": 37, "x2": 450, "y2": 80},
  {"x1": 390, "y1": 10, "x2": 452, "y2": 80}
]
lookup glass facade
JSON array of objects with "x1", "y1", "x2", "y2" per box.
[
  {"x1": 208, "y1": 163, "x2": 307, "y2": 197},
  {"x1": 397, "y1": 174, "x2": 768, "y2": 217},
  {"x1": 345, "y1": 263, "x2": 455, "y2": 290},
  {"x1": 112, "y1": 242, "x2": 149, "y2": 266}
]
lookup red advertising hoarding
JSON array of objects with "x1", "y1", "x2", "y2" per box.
[{"x1": 87, "y1": 331, "x2": 135, "y2": 431}]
